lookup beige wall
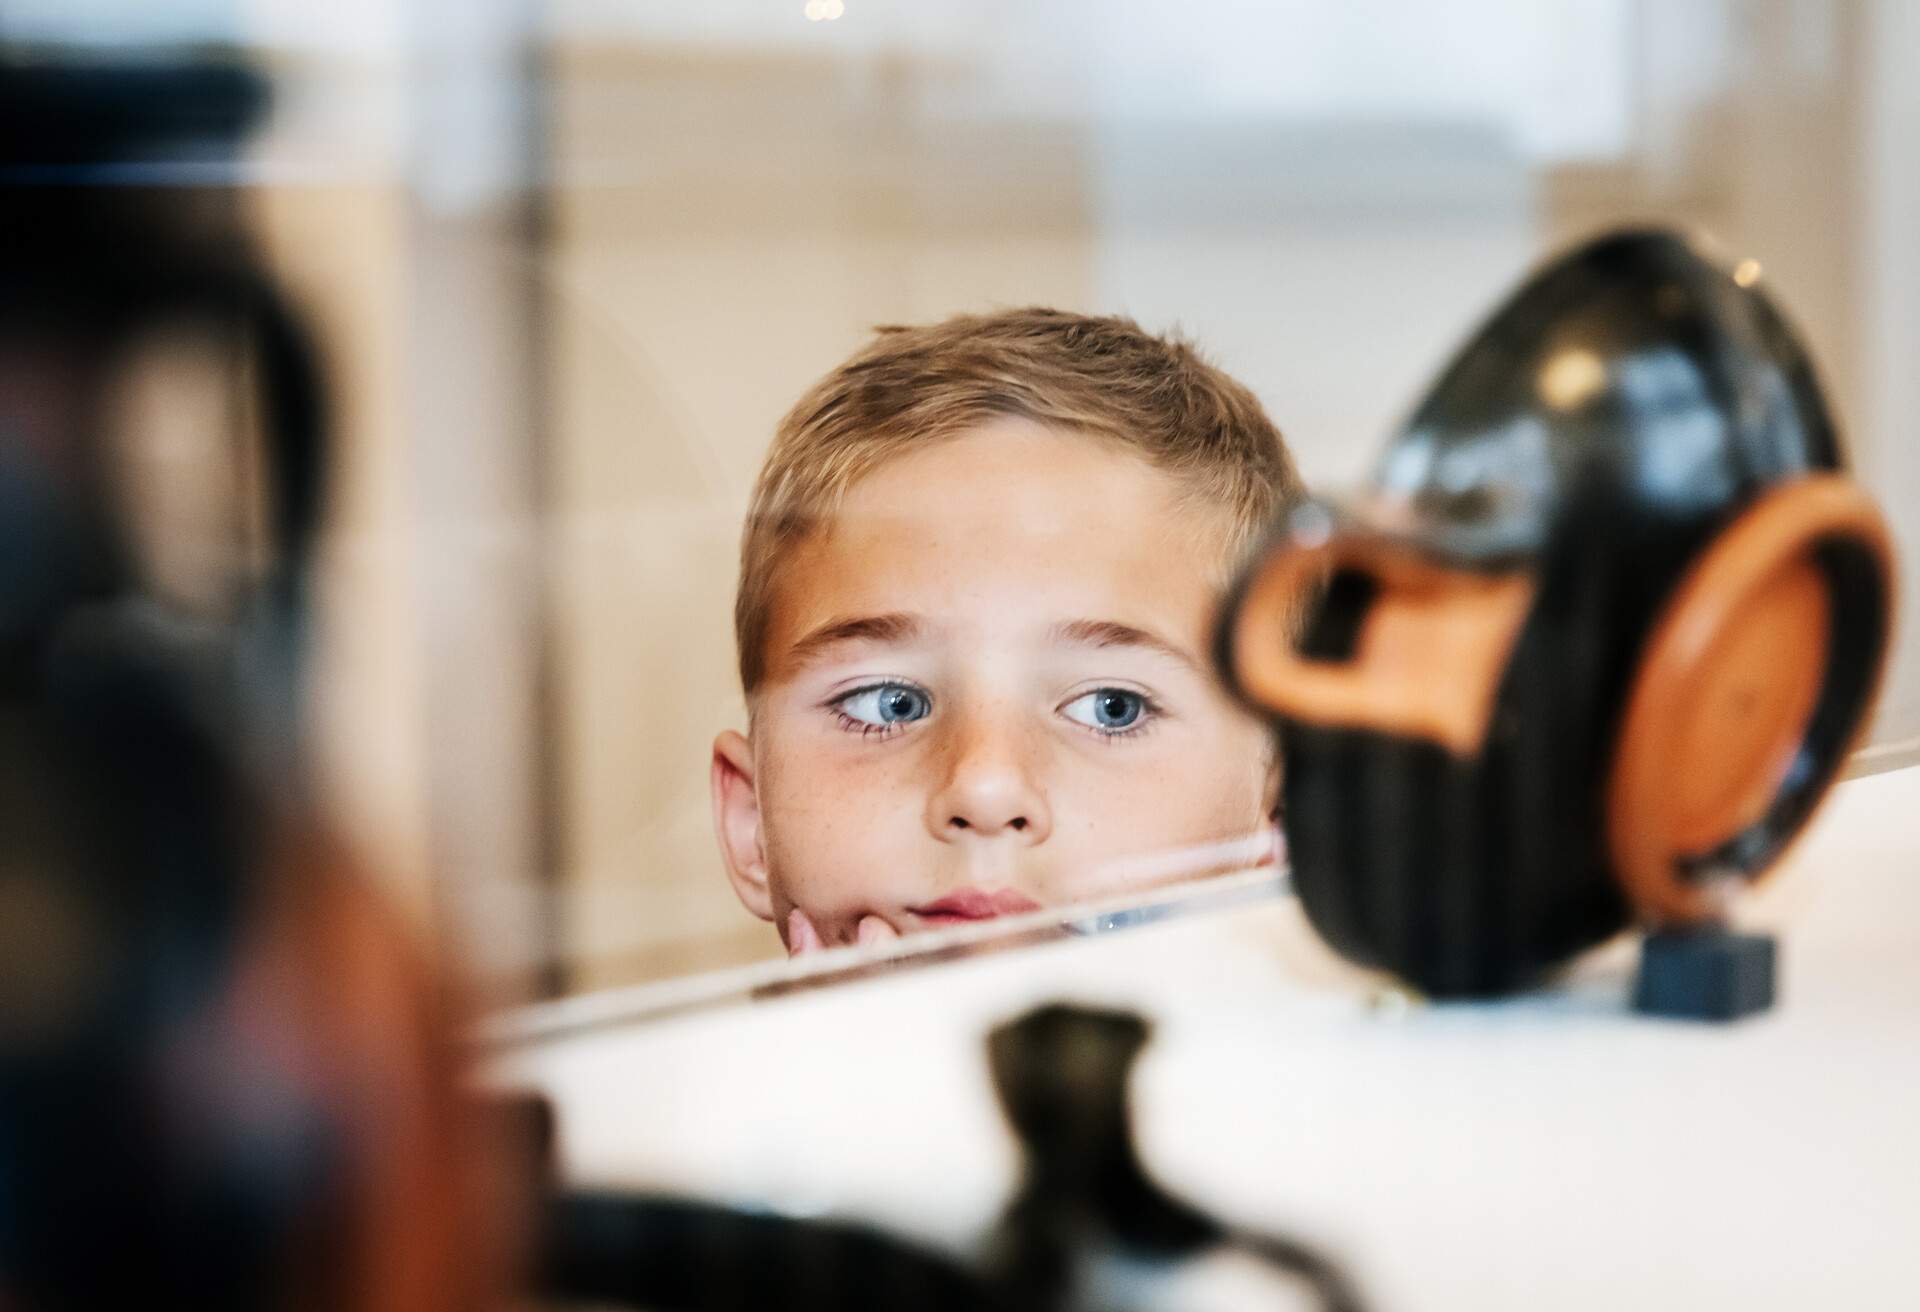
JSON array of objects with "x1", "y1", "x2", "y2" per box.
[
  {"x1": 251, "y1": 177, "x2": 437, "y2": 916},
  {"x1": 248, "y1": 48, "x2": 559, "y2": 1007}
]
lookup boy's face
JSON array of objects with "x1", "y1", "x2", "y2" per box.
[{"x1": 711, "y1": 417, "x2": 1278, "y2": 953}]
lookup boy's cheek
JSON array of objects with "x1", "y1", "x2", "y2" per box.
[
  {"x1": 760, "y1": 769, "x2": 924, "y2": 921},
  {"x1": 761, "y1": 739, "x2": 919, "y2": 839}
]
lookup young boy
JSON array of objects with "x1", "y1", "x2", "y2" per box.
[{"x1": 710, "y1": 309, "x2": 1303, "y2": 956}]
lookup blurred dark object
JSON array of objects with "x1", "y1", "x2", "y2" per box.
[
  {"x1": 0, "y1": 49, "x2": 323, "y2": 641},
  {"x1": 984, "y1": 1003, "x2": 1367, "y2": 1312},
  {"x1": 1221, "y1": 228, "x2": 1894, "y2": 1004},
  {"x1": 985, "y1": 1004, "x2": 1218, "y2": 1297},
  {"x1": 0, "y1": 46, "x2": 521, "y2": 1311},
  {"x1": 531, "y1": 1003, "x2": 1365, "y2": 1312},
  {"x1": 543, "y1": 1192, "x2": 1002, "y2": 1312},
  {"x1": 0, "y1": 57, "x2": 267, "y2": 169}
]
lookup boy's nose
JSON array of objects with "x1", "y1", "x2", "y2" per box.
[{"x1": 926, "y1": 715, "x2": 1052, "y2": 844}]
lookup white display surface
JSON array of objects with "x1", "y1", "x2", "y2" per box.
[{"x1": 487, "y1": 766, "x2": 1920, "y2": 1310}]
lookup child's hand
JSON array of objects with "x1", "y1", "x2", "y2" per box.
[
  {"x1": 785, "y1": 907, "x2": 898, "y2": 956},
  {"x1": 785, "y1": 907, "x2": 825, "y2": 957}
]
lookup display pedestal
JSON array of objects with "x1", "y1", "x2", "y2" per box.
[{"x1": 1633, "y1": 927, "x2": 1777, "y2": 1021}]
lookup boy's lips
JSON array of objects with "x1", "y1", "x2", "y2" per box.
[{"x1": 908, "y1": 887, "x2": 1042, "y2": 924}]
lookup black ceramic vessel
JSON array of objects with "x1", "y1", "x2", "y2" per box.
[
  {"x1": 1220, "y1": 229, "x2": 1894, "y2": 999},
  {"x1": 0, "y1": 52, "x2": 336, "y2": 1306}
]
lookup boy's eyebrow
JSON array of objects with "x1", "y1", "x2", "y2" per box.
[
  {"x1": 785, "y1": 612, "x2": 925, "y2": 665},
  {"x1": 1051, "y1": 619, "x2": 1200, "y2": 671}
]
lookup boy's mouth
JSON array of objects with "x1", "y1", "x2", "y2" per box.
[{"x1": 908, "y1": 887, "x2": 1042, "y2": 925}]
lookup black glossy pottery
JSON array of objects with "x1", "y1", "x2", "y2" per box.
[{"x1": 1220, "y1": 229, "x2": 1894, "y2": 998}]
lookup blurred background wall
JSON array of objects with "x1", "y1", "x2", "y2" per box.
[{"x1": 19, "y1": 0, "x2": 1911, "y2": 996}]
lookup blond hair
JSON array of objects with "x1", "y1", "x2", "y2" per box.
[{"x1": 735, "y1": 307, "x2": 1303, "y2": 693}]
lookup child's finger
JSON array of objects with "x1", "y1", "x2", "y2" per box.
[
  {"x1": 855, "y1": 914, "x2": 898, "y2": 947},
  {"x1": 786, "y1": 907, "x2": 825, "y2": 957}
]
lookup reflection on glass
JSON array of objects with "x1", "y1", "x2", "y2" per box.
[
  {"x1": 189, "y1": 0, "x2": 1920, "y2": 1003},
  {"x1": 516, "y1": 1, "x2": 1905, "y2": 1001}
]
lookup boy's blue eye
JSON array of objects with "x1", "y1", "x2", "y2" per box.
[
  {"x1": 838, "y1": 682, "x2": 932, "y2": 726},
  {"x1": 1062, "y1": 688, "x2": 1147, "y2": 732}
]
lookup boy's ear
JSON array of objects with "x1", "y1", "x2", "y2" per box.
[{"x1": 711, "y1": 730, "x2": 774, "y2": 921}]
